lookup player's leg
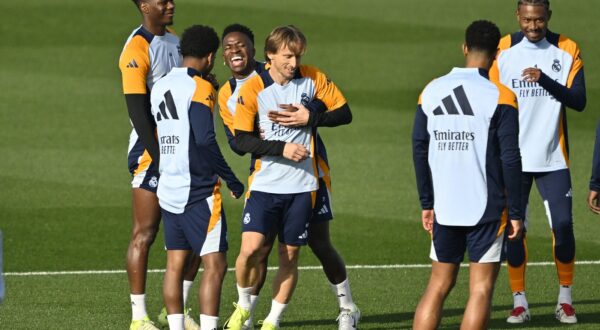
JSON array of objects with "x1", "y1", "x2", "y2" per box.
[
  {"x1": 225, "y1": 192, "x2": 278, "y2": 330},
  {"x1": 245, "y1": 231, "x2": 277, "y2": 330},
  {"x1": 413, "y1": 261, "x2": 460, "y2": 330},
  {"x1": 462, "y1": 219, "x2": 506, "y2": 329},
  {"x1": 261, "y1": 192, "x2": 312, "y2": 329},
  {"x1": 413, "y1": 221, "x2": 463, "y2": 330},
  {"x1": 158, "y1": 246, "x2": 202, "y2": 328},
  {"x1": 199, "y1": 252, "x2": 227, "y2": 330},
  {"x1": 161, "y1": 207, "x2": 195, "y2": 330},
  {"x1": 506, "y1": 172, "x2": 533, "y2": 323},
  {"x1": 461, "y1": 262, "x2": 500, "y2": 330},
  {"x1": 164, "y1": 249, "x2": 190, "y2": 330},
  {"x1": 535, "y1": 169, "x2": 576, "y2": 323},
  {"x1": 128, "y1": 182, "x2": 161, "y2": 327}
]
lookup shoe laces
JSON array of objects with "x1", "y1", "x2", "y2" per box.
[
  {"x1": 559, "y1": 303, "x2": 576, "y2": 316},
  {"x1": 510, "y1": 306, "x2": 527, "y2": 317}
]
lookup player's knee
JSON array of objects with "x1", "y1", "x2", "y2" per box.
[
  {"x1": 469, "y1": 282, "x2": 494, "y2": 300},
  {"x1": 307, "y1": 238, "x2": 334, "y2": 258},
  {"x1": 278, "y1": 245, "x2": 300, "y2": 267},
  {"x1": 131, "y1": 227, "x2": 158, "y2": 249}
]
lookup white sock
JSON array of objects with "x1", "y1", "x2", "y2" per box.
[
  {"x1": 243, "y1": 294, "x2": 259, "y2": 327},
  {"x1": 558, "y1": 285, "x2": 573, "y2": 305},
  {"x1": 167, "y1": 314, "x2": 184, "y2": 330},
  {"x1": 130, "y1": 294, "x2": 148, "y2": 320},
  {"x1": 236, "y1": 284, "x2": 253, "y2": 310},
  {"x1": 182, "y1": 280, "x2": 194, "y2": 306},
  {"x1": 331, "y1": 278, "x2": 355, "y2": 310},
  {"x1": 200, "y1": 314, "x2": 219, "y2": 330},
  {"x1": 513, "y1": 291, "x2": 528, "y2": 309},
  {"x1": 264, "y1": 299, "x2": 287, "y2": 327}
]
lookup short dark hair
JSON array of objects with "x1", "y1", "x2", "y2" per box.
[
  {"x1": 180, "y1": 25, "x2": 220, "y2": 58},
  {"x1": 222, "y1": 23, "x2": 254, "y2": 44},
  {"x1": 131, "y1": 0, "x2": 141, "y2": 7},
  {"x1": 465, "y1": 20, "x2": 501, "y2": 59},
  {"x1": 517, "y1": 0, "x2": 550, "y2": 10}
]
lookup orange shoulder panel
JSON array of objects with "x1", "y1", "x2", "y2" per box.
[
  {"x1": 558, "y1": 35, "x2": 583, "y2": 88},
  {"x1": 490, "y1": 34, "x2": 512, "y2": 83},
  {"x1": 191, "y1": 77, "x2": 216, "y2": 112},
  {"x1": 492, "y1": 81, "x2": 518, "y2": 109},
  {"x1": 218, "y1": 81, "x2": 235, "y2": 134},
  {"x1": 300, "y1": 65, "x2": 347, "y2": 111},
  {"x1": 119, "y1": 35, "x2": 151, "y2": 94},
  {"x1": 233, "y1": 75, "x2": 264, "y2": 132}
]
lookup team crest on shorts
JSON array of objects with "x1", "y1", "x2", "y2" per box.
[
  {"x1": 243, "y1": 212, "x2": 251, "y2": 224},
  {"x1": 552, "y1": 59, "x2": 562, "y2": 72},
  {"x1": 149, "y1": 176, "x2": 158, "y2": 188}
]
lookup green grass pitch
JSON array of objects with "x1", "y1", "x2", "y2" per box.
[{"x1": 1, "y1": 0, "x2": 600, "y2": 328}]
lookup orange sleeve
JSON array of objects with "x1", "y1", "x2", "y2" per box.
[
  {"x1": 489, "y1": 34, "x2": 512, "y2": 83},
  {"x1": 218, "y1": 82, "x2": 235, "y2": 135},
  {"x1": 301, "y1": 66, "x2": 347, "y2": 111},
  {"x1": 558, "y1": 35, "x2": 584, "y2": 88},
  {"x1": 119, "y1": 35, "x2": 150, "y2": 94},
  {"x1": 493, "y1": 81, "x2": 518, "y2": 109},
  {"x1": 191, "y1": 77, "x2": 216, "y2": 111},
  {"x1": 233, "y1": 76, "x2": 263, "y2": 132}
]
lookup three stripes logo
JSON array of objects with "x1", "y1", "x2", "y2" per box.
[
  {"x1": 155, "y1": 90, "x2": 179, "y2": 122},
  {"x1": 125, "y1": 59, "x2": 139, "y2": 68},
  {"x1": 433, "y1": 85, "x2": 474, "y2": 116}
]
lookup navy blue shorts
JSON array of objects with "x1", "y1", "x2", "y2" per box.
[
  {"x1": 431, "y1": 215, "x2": 508, "y2": 264},
  {"x1": 162, "y1": 194, "x2": 228, "y2": 256},
  {"x1": 128, "y1": 143, "x2": 159, "y2": 193},
  {"x1": 242, "y1": 191, "x2": 312, "y2": 246},
  {"x1": 311, "y1": 178, "x2": 333, "y2": 222}
]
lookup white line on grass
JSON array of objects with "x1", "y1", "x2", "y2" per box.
[{"x1": 5, "y1": 260, "x2": 600, "y2": 277}]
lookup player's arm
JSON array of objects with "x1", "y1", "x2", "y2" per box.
[
  {"x1": 534, "y1": 68, "x2": 586, "y2": 111},
  {"x1": 125, "y1": 94, "x2": 160, "y2": 163},
  {"x1": 217, "y1": 83, "x2": 246, "y2": 156},
  {"x1": 588, "y1": 120, "x2": 600, "y2": 214},
  {"x1": 412, "y1": 105, "x2": 433, "y2": 211},
  {"x1": 190, "y1": 101, "x2": 244, "y2": 198},
  {"x1": 496, "y1": 104, "x2": 523, "y2": 221},
  {"x1": 120, "y1": 38, "x2": 160, "y2": 163}
]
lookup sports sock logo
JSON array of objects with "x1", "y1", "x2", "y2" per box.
[{"x1": 433, "y1": 85, "x2": 474, "y2": 116}]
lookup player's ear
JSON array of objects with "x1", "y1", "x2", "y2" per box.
[
  {"x1": 140, "y1": 1, "x2": 150, "y2": 14},
  {"x1": 462, "y1": 43, "x2": 468, "y2": 57}
]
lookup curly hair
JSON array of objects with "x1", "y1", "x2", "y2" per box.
[
  {"x1": 465, "y1": 20, "x2": 501, "y2": 59},
  {"x1": 180, "y1": 25, "x2": 220, "y2": 58}
]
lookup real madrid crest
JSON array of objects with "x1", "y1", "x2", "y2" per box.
[{"x1": 552, "y1": 59, "x2": 562, "y2": 72}]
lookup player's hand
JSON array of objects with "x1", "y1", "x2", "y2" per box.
[
  {"x1": 421, "y1": 209, "x2": 434, "y2": 234},
  {"x1": 268, "y1": 103, "x2": 310, "y2": 127},
  {"x1": 227, "y1": 180, "x2": 244, "y2": 199},
  {"x1": 282, "y1": 143, "x2": 309, "y2": 162},
  {"x1": 522, "y1": 67, "x2": 542, "y2": 83},
  {"x1": 588, "y1": 190, "x2": 600, "y2": 215},
  {"x1": 508, "y1": 219, "x2": 523, "y2": 241}
]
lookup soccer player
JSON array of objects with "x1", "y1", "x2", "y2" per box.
[
  {"x1": 412, "y1": 20, "x2": 523, "y2": 330},
  {"x1": 150, "y1": 24, "x2": 244, "y2": 330},
  {"x1": 489, "y1": 0, "x2": 586, "y2": 323},
  {"x1": 218, "y1": 23, "x2": 359, "y2": 330},
  {"x1": 589, "y1": 121, "x2": 600, "y2": 215},
  {"x1": 223, "y1": 25, "x2": 352, "y2": 330},
  {"x1": 119, "y1": 0, "x2": 181, "y2": 329}
]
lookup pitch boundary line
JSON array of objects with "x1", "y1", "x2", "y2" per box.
[{"x1": 5, "y1": 260, "x2": 600, "y2": 277}]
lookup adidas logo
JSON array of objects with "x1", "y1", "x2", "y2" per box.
[
  {"x1": 126, "y1": 59, "x2": 139, "y2": 68},
  {"x1": 433, "y1": 85, "x2": 474, "y2": 116},
  {"x1": 237, "y1": 96, "x2": 245, "y2": 105},
  {"x1": 565, "y1": 188, "x2": 573, "y2": 198},
  {"x1": 318, "y1": 204, "x2": 329, "y2": 215}
]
